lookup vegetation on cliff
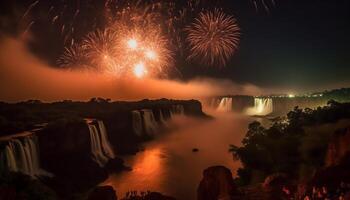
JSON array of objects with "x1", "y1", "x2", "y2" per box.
[
  {"x1": 0, "y1": 98, "x2": 204, "y2": 136},
  {"x1": 230, "y1": 101, "x2": 350, "y2": 185}
]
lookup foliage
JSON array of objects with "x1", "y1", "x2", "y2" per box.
[
  {"x1": 0, "y1": 98, "x2": 199, "y2": 136},
  {"x1": 230, "y1": 101, "x2": 350, "y2": 185}
]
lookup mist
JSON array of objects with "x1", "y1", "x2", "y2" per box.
[{"x1": 0, "y1": 37, "x2": 263, "y2": 102}]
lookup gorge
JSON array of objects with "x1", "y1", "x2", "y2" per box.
[{"x1": 0, "y1": 99, "x2": 206, "y2": 199}]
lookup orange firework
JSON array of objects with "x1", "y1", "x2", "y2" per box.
[
  {"x1": 57, "y1": 44, "x2": 89, "y2": 68},
  {"x1": 81, "y1": 29, "x2": 119, "y2": 71},
  {"x1": 112, "y1": 24, "x2": 174, "y2": 78},
  {"x1": 186, "y1": 9, "x2": 241, "y2": 67},
  {"x1": 59, "y1": 23, "x2": 173, "y2": 78}
]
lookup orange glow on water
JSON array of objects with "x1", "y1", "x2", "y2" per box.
[{"x1": 102, "y1": 148, "x2": 165, "y2": 194}]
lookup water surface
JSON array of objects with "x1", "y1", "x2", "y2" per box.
[{"x1": 104, "y1": 111, "x2": 255, "y2": 200}]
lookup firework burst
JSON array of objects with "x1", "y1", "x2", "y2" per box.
[
  {"x1": 186, "y1": 9, "x2": 241, "y2": 67},
  {"x1": 81, "y1": 29, "x2": 119, "y2": 70},
  {"x1": 57, "y1": 44, "x2": 88, "y2": 68}
]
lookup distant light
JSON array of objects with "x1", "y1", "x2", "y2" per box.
[
  {"x1": 127, "y1": 39, "x2": 138, "y2": 49},
  {"x1": 288, "y1": 94, "x2": 295, "y2": 98},
  {"x1": 133, "y1": 62, "x2": 147, "y2": 78}
]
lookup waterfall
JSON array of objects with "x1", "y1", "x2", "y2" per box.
[
  {"x1": 97, "y1": 121, "x2": 115, "y2": 159},
  {"x1": 141, "y1": 109, "x2": 158, "y2": 135},
  {"x1": 132, "y1": 110, "x2": 143, "y2": 136},
  {"x1": 87, "y1": 121, "x2": 115, "y2": 167},
  {"x1": 171, "y1": 105, "x2": 185, "y2": 116},
  {"x1": 217, "y1": 97, "x2": 233, "y2": 112},
  {"x1": 0, "y1": 135, "x2": 42, "y2": 177},
  {"x1": 159, "y1": 110, "x2": 165, "y2": 123},
  {"x1": 247, "y1": 98, "x2": 273, "y2": 116}
]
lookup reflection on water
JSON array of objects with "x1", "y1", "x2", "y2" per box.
[{"x1": 103, "y1": 111, "x2": 255, "y2": 200}]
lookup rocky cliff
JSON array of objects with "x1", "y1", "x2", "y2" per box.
[
  {"x1": 325, "y1": 127, "x2": 350, "y2": 167},
  {"x1": 197, "y1": 166, "x2": 237, "y2": 200}
]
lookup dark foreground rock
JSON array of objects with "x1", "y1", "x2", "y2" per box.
[
  {"x1": 197, "y1": 166, "x2": 237, "y2": 200},
  {"x1": 325, "y1": 127, "x2": 350, "y2": 167},
  {"x1": 0, "y1": 172, "x2": 57, "y2": 200},
  {"x1": 105, "y1": 157, "x2": 131, "y2": 173},
  {"x1": 88, "y1": 186, "x2": 117, "y2": 200},
  {"x1": 122, "y1": 191, "x2": 176, "y2": 200}
]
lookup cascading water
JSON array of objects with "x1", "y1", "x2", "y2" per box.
[
  {"x1": 141, "y1": 109, "x2": 158, "y2": 135},
  {"x1": 132, "y1": 110, "x2": 143, "y2": 136},
  {"x1": 87, "y1": 121, "x2": 115, "y2": 167},
  {"x1": 217, "y1": 97, "x2": 233, "y2": 112},
  {"x1": 247, "y1": 97, "x2": 273, "y2": 116},
  {"x1": 158, "y1": 110, "x2": 165, "y2": 123},
  {"x1": 171, "y1": 105, "x2": 185, "y2": 116},
  {"x1": 210, "y1": 98, "x2": 221, "y2": 108},
  {"x1": 0, "y1": 135, "x2": 42, "y2": 177},
  {"x1": 97, "y1": 121, "x2": 115, "y2": 159}
]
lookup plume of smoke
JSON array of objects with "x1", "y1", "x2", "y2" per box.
[{"x1": 0, "y1": 37, "x2": 262, "y2": 102}]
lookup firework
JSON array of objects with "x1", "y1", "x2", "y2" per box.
[
  {"x1": 58, "y1": 22, "x2": 173, "y2": 78},
  {"x1": 114, "y1": 25, "x2": 174, "y2": 77},
  {"x1": 186, "y1": 9, "x2": 240, "y2": 66},
  {"x1": 133, "y1": 62, "x2": 147, "y2": 78},
  {"x1": 20, "y1": 0, "x2": 244, "y2": 77},
  {"x1": 57, "y1": 44, "x2": 88, "y2": 68},
  {"x1": 251, "y1": 0, "x2": 276, "y2": 12},
  {"x1": 81, "y1": 29, "x2": 119, "y2": 71}
]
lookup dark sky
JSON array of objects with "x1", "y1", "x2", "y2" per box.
[
  {"x1": 181, "y1": 0, "x2": 350, "y2": 90},
  {"x1": 1, "y1": 0, "x2": 350, "y2": 91}
]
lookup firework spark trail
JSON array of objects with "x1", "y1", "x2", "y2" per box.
[
  {"x1": 52, "y1": 15, "x2": 59, "y2": 25},
  {"x1": 22, "y1": 21, "x2": 35, "y2": 36},
  {"x1": 47, "y1": 6, "x2": 54, "y2": 16},
  {"x1": 186, "y1": 9, "x2": 240, "y2": 67},
  {"x1": 21, "y1": 0, "x2": 40, "y2": 20},
  {"x1": 252, "y1": 0, "x2": 276, "y2": 12},
  {"x1": 57, "y1": 44, "x2": 88, "y2": 68}
]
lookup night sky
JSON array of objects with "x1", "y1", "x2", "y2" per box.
[
  {"x1": 1, "y1": 0, "x2": 350, "y2": 92},
  {"x1": 181, "y1": 0, "x2": 350, "y2": 90}
]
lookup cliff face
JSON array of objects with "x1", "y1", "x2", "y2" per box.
[
  {"x1": 325, "y1": 127, "x2": 350, "y2": 167},
  {"x1": 182, "y1": 100, "x2": 205, "y2": 116},
  {"x1": 34, "y1": 99, "x2": 205, "y2": 196},
  {"x1": 0, "y1": 99, "x2": 206, "y2": 197},
  {"x1": 37, "y1": 119, "x2": 109, "y2": 195},
  {"x1": 102, "y1": 99, "x2": 206, "y2": 154},
  {"x1": 197, "y1": 166, "x2": 237, "y2": 200}
]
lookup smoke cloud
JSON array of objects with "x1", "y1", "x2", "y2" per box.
[{"x1": 0, "y1": 37, "x2": 263, "y2": 102}]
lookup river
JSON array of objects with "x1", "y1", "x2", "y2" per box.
[{"x1": 103, "y1": 111, "x2": 258, "y2": 200}]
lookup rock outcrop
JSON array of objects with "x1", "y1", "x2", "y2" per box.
[
  {"x1": 0, "y1": 99, "x2": 207, "y2": 198},
  {"x1": 37, "y1": 119, "x2": 109, "y2": 195},
  {"x1": 325, "y1": 127, "x2": 350, "y2": 167},
  {"x1": 88, "y1": 186, "x2": 117, "y2": 200},
  {"x1": 197, "y1": 166, "x2": 237, "y2": 200}
]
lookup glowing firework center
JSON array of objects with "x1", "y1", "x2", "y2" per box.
[{"x1": 125, "y1": 38, "x2": 159, "y2": 78}]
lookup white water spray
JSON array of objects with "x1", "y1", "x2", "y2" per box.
[
  {"x1": 141, "y1": 109, "x2": 158, "y2": 135},
  {"x1": 87, "y1": 121, "x2": 115, "y2": 167},
  {"x1": 132, "y1": 110, "x2": 143, "y2": 136},
  {"x1": 0, "y1": 135, "x2": 42, "y2": 177},
  {"x1": 217, "y1": 97, "x2": 233, "y2": 112},
  {"x1": 246, "y1": 97, "x2": 273, "y2": 116}
]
